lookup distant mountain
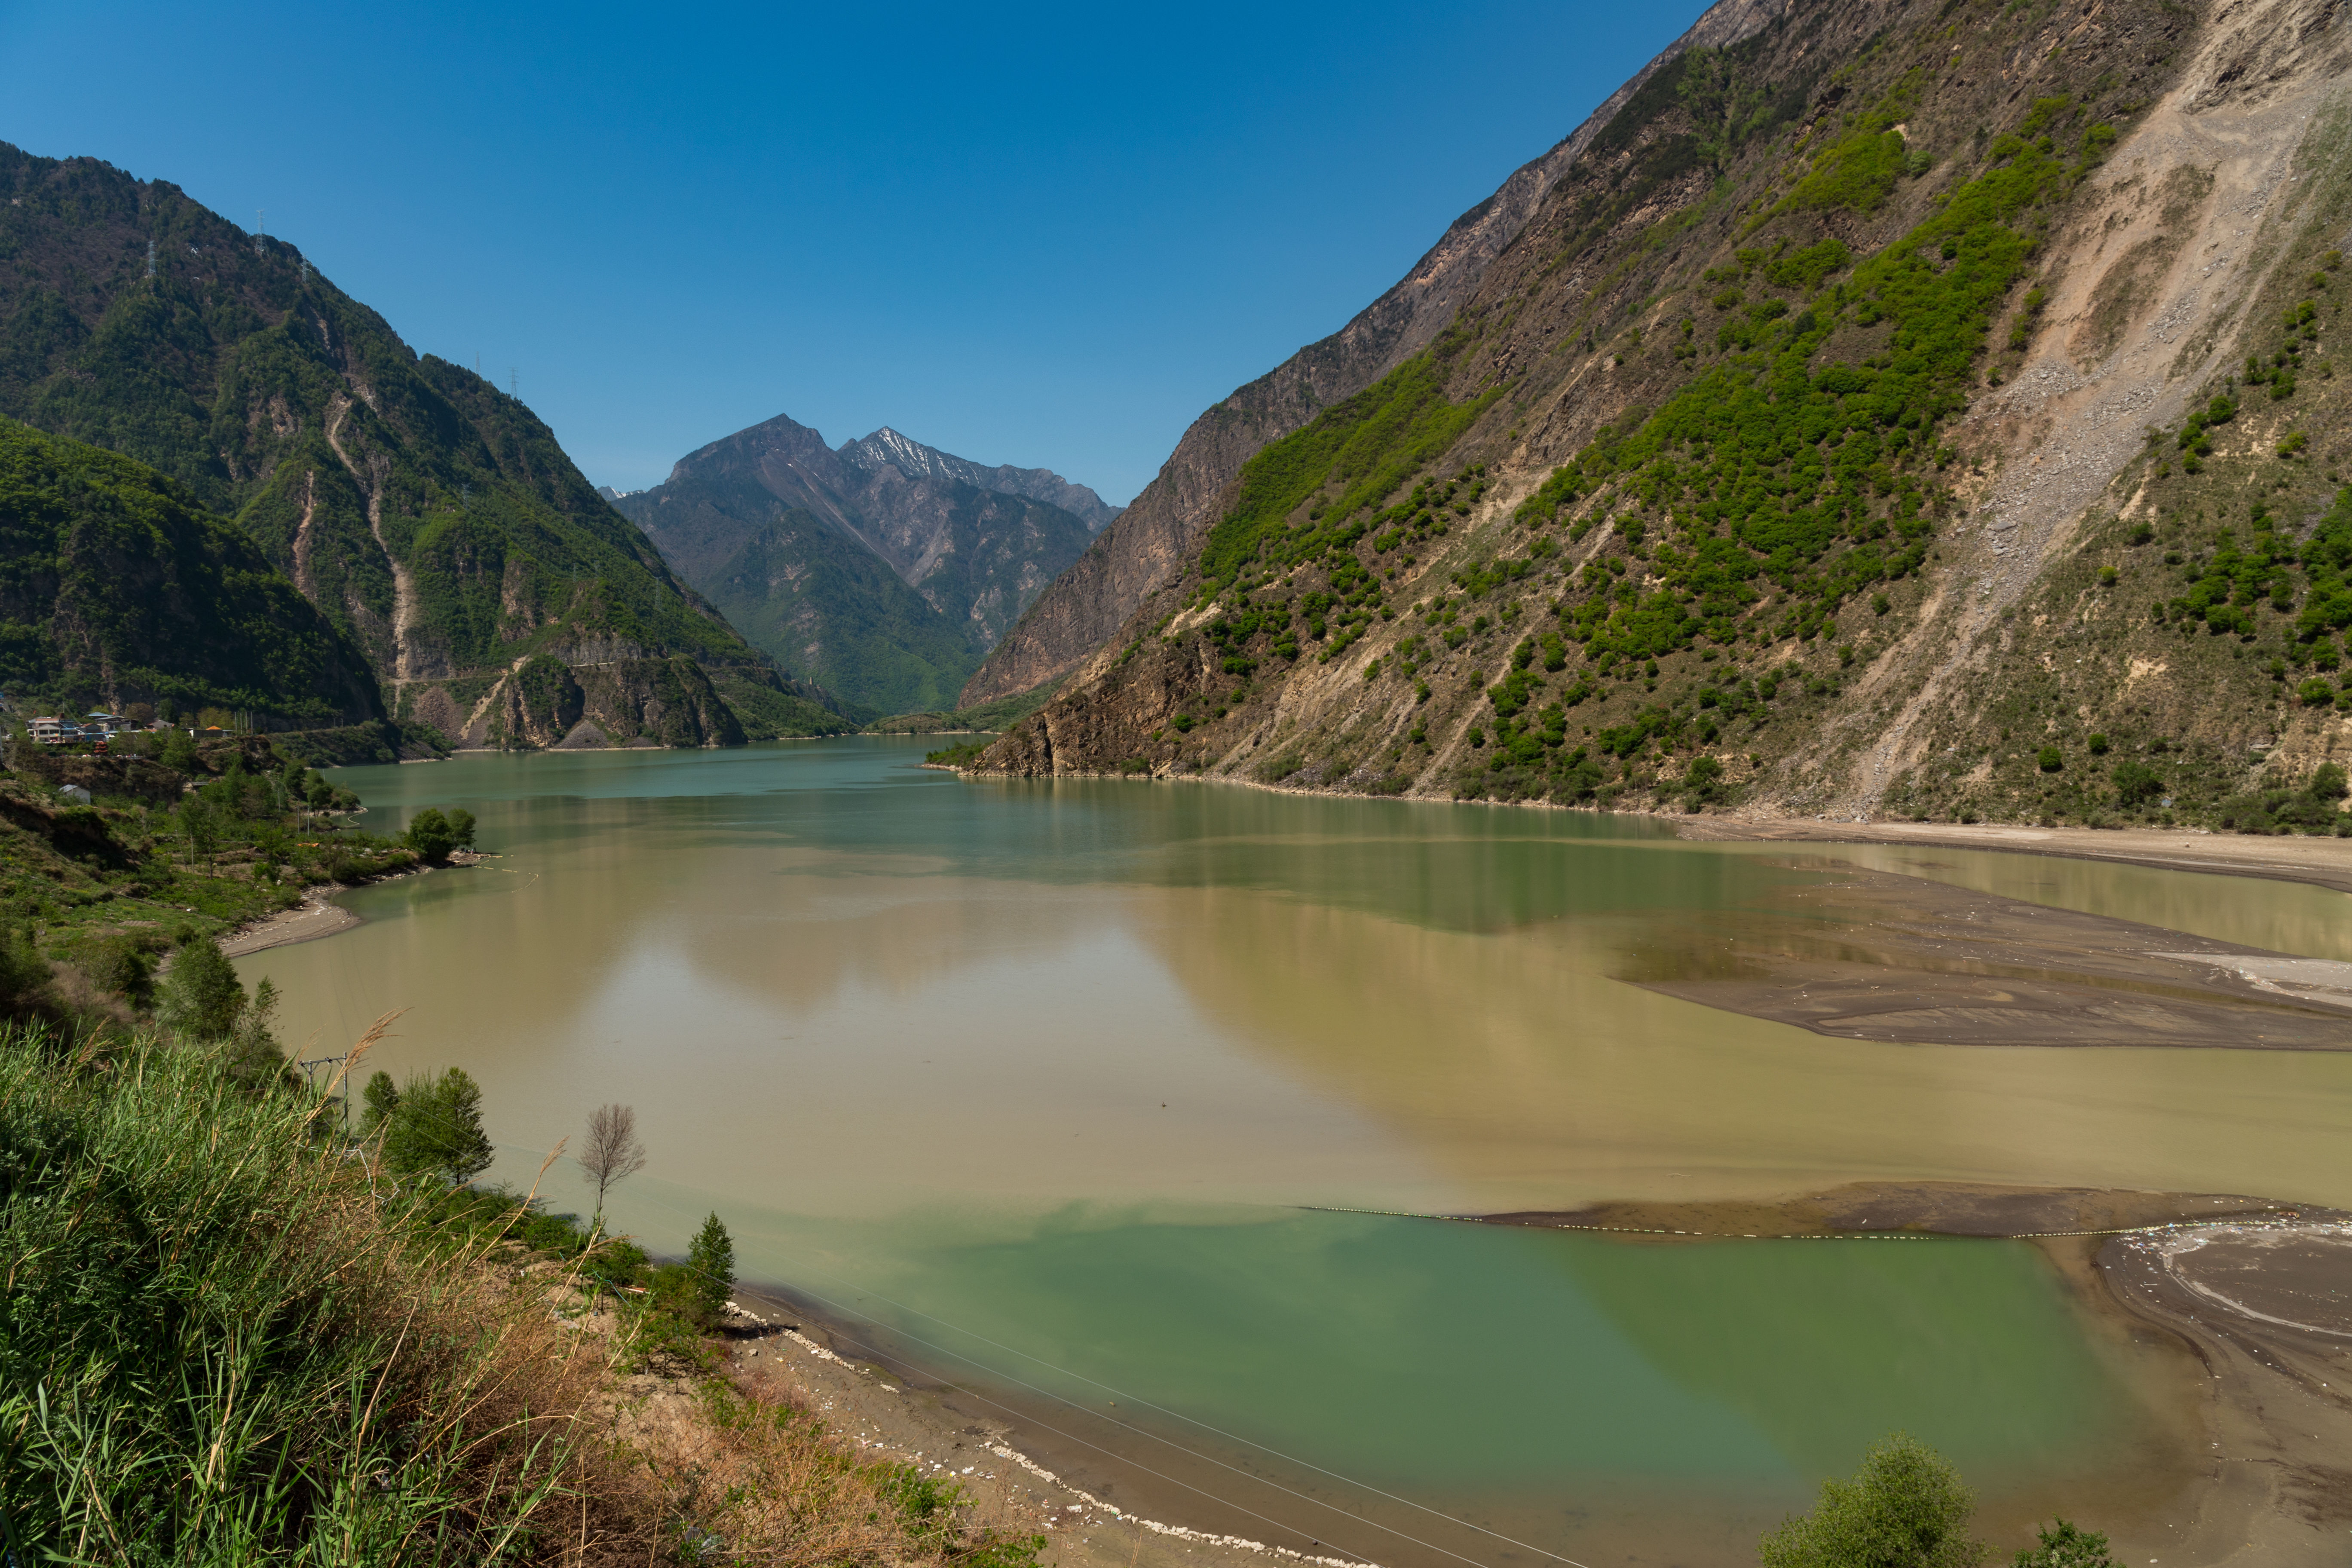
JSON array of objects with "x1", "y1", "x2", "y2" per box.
[
  {"x1": 0, "y1": 417, "x2": 380, "y2": 726},
  {"x1": 612, "y1": 414, "x2": 1102, "y2": 716},
  {"x1": 0, "y1": 143, "x2": 848, "y2": 748},
  {"x1": 837, "y1": 429, "x2": 1122, "y2": 533}
]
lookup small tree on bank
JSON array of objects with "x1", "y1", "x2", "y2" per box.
[
  {"x1": 687, "y1": 1211, "x2": 735, "y2": 1323},
  {"x1": 159, "y1": 936, "x2": 244, "y2": 1040},
  {"x1": 578, "y1": 1102, "x2": 647, "y2": 1227},
  {"x1": 1759, "y1": 1434, "x2": 1989, "y2": 1568},
  {"x1": 378, "y1": 1067, "x2": 495, "y2": 1185}
]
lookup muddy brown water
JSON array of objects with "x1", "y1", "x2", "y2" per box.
[{"x1": 245, "y1": 739, "x2": 2352, "y2": 1565}]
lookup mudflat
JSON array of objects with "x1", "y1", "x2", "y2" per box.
[{"x1": 1623, "y1": 841, "x2": 2352, "y2": 1049}]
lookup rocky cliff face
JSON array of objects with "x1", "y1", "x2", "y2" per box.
[
  {"x1": 615, "y1": 413, "x2": 1099, "y2": 714},
  {"x1": 0, "y1": 144, "x2": 844, "y2": 747},
  {"x1": 975, "y1": 0, "x2": 2352, "y2": 836},
  {"x1": 838, "y1": 427, "x2": 1122, "y2": 532},
  {"x1": 955, "y1": 0, "x2": 1795, "y2": 708}
]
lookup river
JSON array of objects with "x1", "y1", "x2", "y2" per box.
[{"x1": 243, "y1": 737, "x2": 2352, "y2": 1563}]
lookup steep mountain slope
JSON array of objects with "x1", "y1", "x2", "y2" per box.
[
  {"x1": 955, "y1": 0, "x2": 1792, "y2": 708},
  {"x1": 0, "y1": 144, "x2": 845, "y2": 748},
  {"x1": 0, "y1": 417, "x2": 379, "y2": 725},
  {"x1": 971, "y1": 0, "x2": 2352, "y2": 836},
  {"x1": 613, "y1": 414, "x2": 1097, "y2": 714}
]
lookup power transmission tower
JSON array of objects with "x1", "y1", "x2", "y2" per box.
[
  {"x1": 254, "y1": 208, "x2": 265, "y2": 255},
  {"x1": 509, "y1": 367, "x2": 517, "y2": 398},
  {"x1": 146, "y1": 239, "x2": 156, "y2": 281}
]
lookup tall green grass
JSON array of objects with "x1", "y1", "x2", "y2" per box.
[
  {"x1": 0, "y1": 1026, "x2": 592, "y2": 1562},
  {"x1": 0, "y1": 1026, "x2": 1051, "y2": 1566}
]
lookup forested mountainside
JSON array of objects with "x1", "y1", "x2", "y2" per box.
[
  {"x1": 972, "y1": 0, "x2": 2352, "y2": 832},
  {"x1": 0, "y1": 144, "x2": 846, "y2": 747},
  {"x1": 0, "y1": 418, "x2": 379, "y2": 725},
  {"x1": 613, "y1": 413, "x2": 1098, "y2": 716}
]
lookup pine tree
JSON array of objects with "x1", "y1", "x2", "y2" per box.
[
  {"x1": 159, "y1": 937, "x2": 245, "y2": 1040},
  {"x1": 380, "y1": 1068, "x2": 495, "y2": 1185},
  {"x1": 687, "y1": 1212, "x2": 735, "y2": 1324},
  {"x1": 360, "y1": 1070, "x2": 400, "y2": 1133}
]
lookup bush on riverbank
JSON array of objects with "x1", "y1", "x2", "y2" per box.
[{"x1": 1760, "y1": 1433, "x2": 2118, "y2": 1567}]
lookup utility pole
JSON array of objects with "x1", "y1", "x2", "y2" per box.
[{"x1": 297, "y1": 1053, "x2": 352, "y2": 1139}]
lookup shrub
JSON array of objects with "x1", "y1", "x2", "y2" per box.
[
  {"x1": 158, "y1": 936, "x2": 245, "y2": 1040},
  {"x1": 1758, "y1": 1433, "x2": 1988, "y2": 1568},
  {"x1": 2013, "y1": 1519, "x2": 2116, "y2": 1567},
  {"x1": 2087, "y1": 733, "x2": 2109, "y2": 755},
  {"x1": 2112, "y1": 760, "x2": 2163, "y2": 807},
  {"x1": 84, "y1": 935, "x2": 156, "y2": 1005},
  {"x1": 0, "y1": 925, "x2": 56, "y2": 1023},
  {"x1": 2038, "y1": 746, "x2": 2063, "y2": 772},
  {"x1": 404, "y1": 806, "x2": 458, "y2": 861}
]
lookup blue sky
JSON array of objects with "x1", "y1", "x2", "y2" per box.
[{"x1": 3, "y1": 0, "x2": 1707, "y2": 502}]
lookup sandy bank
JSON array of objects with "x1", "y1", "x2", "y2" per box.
[
  {"x1": 724, "y1": 1286, "x2": 1352, "y2": 1568},
  {"x1": 1681, "y1": 814, "x2": 2352, "y2": 897},
  {"x1": 218, "y1": 895, "x2": 360, "y2": 957}
]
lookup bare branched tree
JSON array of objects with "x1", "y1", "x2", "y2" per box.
[{"x1": 578, "y1": 1102, "x2": 647, "y2": 1227}]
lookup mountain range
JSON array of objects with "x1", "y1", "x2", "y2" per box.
[
  {"x1": 961, "y1": 0, "x2": 2352, "y2": 833},
  {"x1": 610, "y1": 416, "x2": 1116, "y2": 717},
  {"x1": 0, "y1": 142, "x2": 845, "y2": 748}
]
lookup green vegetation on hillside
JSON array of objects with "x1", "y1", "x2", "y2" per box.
[
  {"x1": 699, "y1": 512, "x2": 981, "y2": 720},
  {"x1": 1196, "y1": 352, "x2": 1504, "y2": 596},
  {"x1": 0, "y1": 144, "x2": 822, "y2": 744},
  {"x1": 1437, "y1": 100, "x2": 2102, "y2": 804},
  {"x1": 0, "y1": 732, "x2": 429, "y2": 988},
  {"x1": 0, "y1": 418, "x2": 379, "y2": 725},
  {"x1": 869, "y1": 681, "x2": 1059, "y2": 737}
]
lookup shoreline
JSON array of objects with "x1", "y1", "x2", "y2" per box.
[
  {"x1": 721, "y1": 1284, "x2": 1360, "y2": 1568},
  {"x1": 960, "y1": 760, "x2": 2352, "y2": 891},
  {"x1": 218, "y1": 892, "x2": 361, "y2": 957},
  {"x1": 724, "y1": 1182, "x2": 2352, "y2": 1566},
  {"x1": 220, "y1": 856, "x2": 490, "y2": 959},
  {"x1": 1474, "y1": 1182, "x2": 2352, "y2": 1565}
]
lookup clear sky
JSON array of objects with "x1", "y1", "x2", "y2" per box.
[{"x1": 3, "y1": 0, "x2": 1708, "y2": 503}]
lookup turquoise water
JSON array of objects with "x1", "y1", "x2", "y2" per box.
[{"x1": 242, "y1": 738, "x2": 2352, "y2": 1562}]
